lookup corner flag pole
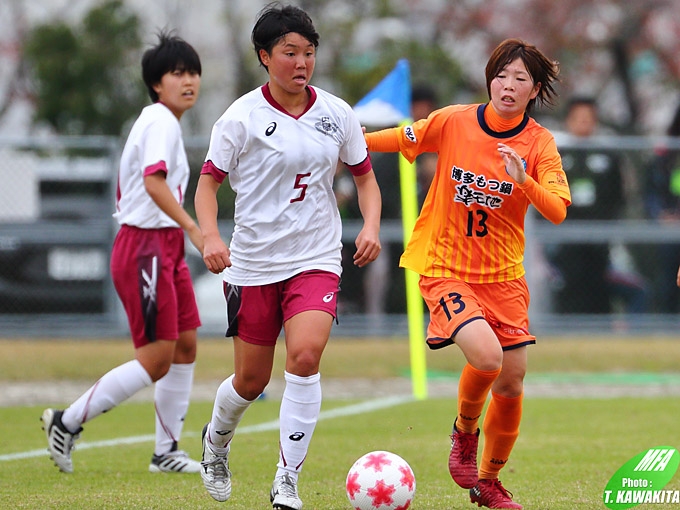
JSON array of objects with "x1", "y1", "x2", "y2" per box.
[
  {"x1": 353, "y1": 59, "x2": 428, "y2": 400},
  {"x1": 397, "y1": 129, "x2": 428, "y2": 400}
]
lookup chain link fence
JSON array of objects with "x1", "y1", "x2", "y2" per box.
[{"x1": 1, "y1": 135, "x2": 679, "y2": 337}]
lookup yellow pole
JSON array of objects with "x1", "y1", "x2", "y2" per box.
[{"x1": 397, "y1": 122, "x2": 428, "y2": 400}]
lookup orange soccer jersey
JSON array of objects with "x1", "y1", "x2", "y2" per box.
[{"x1": 367, "y1": 103, "x2": 571, "y2": 284}]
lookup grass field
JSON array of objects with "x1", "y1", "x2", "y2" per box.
[{"x1": 1, "y1": 336, "x2": 680, "y2": 509}]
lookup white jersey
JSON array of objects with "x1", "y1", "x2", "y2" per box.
[
  {"x1": 114, "y1": 102, "x2": 190, "y2": 229},
  {"x1": 203, "y1": 84, "x2": 370, "y2": 286}
]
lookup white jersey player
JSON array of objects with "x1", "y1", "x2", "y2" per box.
[
  {"x1": 202, "y1": 83, "x2": 367, "y2": 285},
  {"x1": 194, "y1": 5, "x2": 382, "y2": 509},
  {"x1": 114, "y1": 102, "x2": 191, "y2": 229},
  {"x1": 41, "y1": 33, "x2": 204, "y2": 476}
]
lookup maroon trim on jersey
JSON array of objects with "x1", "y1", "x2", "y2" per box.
[
  {"x1": 261, "y1": 83, "x2": 317, "y2": 119},
  {"x1": 144, "y1": 160, "x2": 168, "y2": 177},
  {"x1": 201, "y1": 160, "x2": 228, "y2": 184},
  {"x1": 345, "y1": 151, "x2": 372, "y2": 177}
]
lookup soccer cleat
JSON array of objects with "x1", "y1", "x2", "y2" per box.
[
  {"x1": 448, "y1": 421, "x2": 480, "y2": 489},
  {"x1": 149, "y1": 441, "x2": 201, "y2": 473},
  {"x1": 470, "y1": 479, "x2": 523, "y2": 509},
  {"x1": 200, "y1": 423, "x2": 232, "y2": 502},
  {"x1": 41, "y1": 408, "x2": 82, "y2": 474},
  {"x1": 270, "y1": 472, "x2": 303, "y2": 510}
]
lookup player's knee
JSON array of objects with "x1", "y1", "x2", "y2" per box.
[
  {"x1": 234, "y1": 373, "x2": 270, "y2": 400},
  {"x1": 287, "y1": 349, "x2": 321, "y2": 376}
]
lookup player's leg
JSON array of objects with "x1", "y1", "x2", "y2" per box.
[
  {"x1": 469, "y1": 279, "x2": 530, "y2": 509},
  {"x1": 447, "y1": 319, "x2": 502, "y2": 489},
  {"x1": 149, "y1": 328, "x2": 201, "y2": 473},
  {"x1": 270, "y1": 310, "x2": 332, "y2": 510},
  {"x1": 41, "y1": 227, "x2": 166, "y2": 473},
  {"x1": 419, "y1": 276, "x2": 502, "y2": 489},
  {"x1": 270, "y1": 270, "x2": 338, "y2": 510},
  {"x1": 150, "y1": 251, "x2": 202, "y2": 473},
  {"x1": 201, "y1": 282, "x2": 280, "y2": 502},
  {"x1": 470, "y1": 348, "x2": 525, "y2": 510}
]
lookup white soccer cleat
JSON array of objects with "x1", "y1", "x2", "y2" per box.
[
  {"x1": 149, "y1": 442, "x2": 201, "y2": 473},
  {"x1": 41, "y1": 408, "x2": 82, "y2": 474},
  {"x1": 200, "y1": 423, "x2": 232, "y2": 502},
  {"x1": 270, "y1": 472, "x2": 303, "y2": 510}
]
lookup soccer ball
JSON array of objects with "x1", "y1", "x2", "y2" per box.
[{"x1": 345, "y1": 450, "x2": 416, "y2": 510}]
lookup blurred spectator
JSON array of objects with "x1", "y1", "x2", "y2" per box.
[
  {"x1": 643, "y1": 101, "x2": 680, "y2": 312},
  {"x1": 411, "y1": 84, "x2": 439, "y2": 206},
  {"x1": 335, "y1": 84, "x2": 438, "y2": 317},
  {"x1": 549, "y1": 96, "x2": 646, "y2": 314}
]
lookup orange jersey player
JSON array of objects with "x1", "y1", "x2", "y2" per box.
[{"x1": 365, "y1": 39, "x2": 571, "y2": 510}]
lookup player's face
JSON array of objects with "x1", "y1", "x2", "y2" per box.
[
  {"x1": 489, "y1": 58, "x2": 540, "y2": 119},
  {"x1": 260, "y1": 32, "x2": 316, "y2": 98},
  {"x1": 153, "y1": 69, "x2": 201, "y2": 120}
]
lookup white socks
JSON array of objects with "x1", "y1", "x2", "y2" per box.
[
  {"x1": 153, "y1": 362, "x2": 195, "y2": 455},
  {"x1": 61, "y1": 359, "x2": 152, "y2": 433},
  {"x1": 275, "y1": 371, "x2": 321, "y2": 480},
  {"x1": 208, "y1": 374, "x2": 254, "y2": 451}
]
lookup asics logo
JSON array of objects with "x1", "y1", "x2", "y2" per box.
[
  {"x1": 289, "y1": 432, "x2": 305, "y2": 441},
  {"x1": 265, "y1": 122, "x2": 277, "y2": 136},
  {"x1": 323, "y1": 292, "x2": 334, "y2": 303},
  {"x1": 215, "y1": 429, "x2": 231, "y2": 436}
]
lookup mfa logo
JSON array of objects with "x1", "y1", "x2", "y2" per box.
[{"x1": 603, "y1": 446, "x2": 679, "y2": 509}]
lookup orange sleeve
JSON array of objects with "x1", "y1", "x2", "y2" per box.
[
  {"x1": 517, "y1": 175, "x2": 568, "y2": 224},
  {"x1": 364, "y1": 128, "x2": 401, "y2": 152}
]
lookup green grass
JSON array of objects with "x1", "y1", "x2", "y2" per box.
[
  {"x1": 1, "y1": 336, "x2": 680, "y2": 508},
  {"x1": 2, "y1": 397, "x2": 680, "y2": 508}
]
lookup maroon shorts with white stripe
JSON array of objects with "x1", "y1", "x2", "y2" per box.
[
  {"x1": 223, "y1": 269, "x2": 340, "y2": 346},
  {"x1": 110, "y1": 225, "x2": 201, "y2": 348}
]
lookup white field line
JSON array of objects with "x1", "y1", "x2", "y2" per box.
[{"x1": 0, "y1": 394, "x2": 413, "y2": 463}]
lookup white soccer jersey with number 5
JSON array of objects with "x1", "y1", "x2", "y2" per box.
[{"x1": 202, "y1": 84, "x2": 370, "y2": 286}]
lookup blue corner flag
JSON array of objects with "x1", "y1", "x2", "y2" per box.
[{"x1": 353, "y1": 59, "x2": 411, "y2": 126}]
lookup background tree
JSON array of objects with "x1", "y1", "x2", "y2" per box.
[{"x1": 24, "y1": 0, "x2": 145, "y2": 136}]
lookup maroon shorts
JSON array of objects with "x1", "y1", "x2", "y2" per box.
[
  {"x1": 110, "y1": 225, "x2": 201, "y2": 348},
  {"x1": 223, "y1": 270, "x2": 340, "y2": 346}
]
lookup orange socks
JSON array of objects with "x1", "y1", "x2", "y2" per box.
[
  {"x1": 456, "y1": 363, "x2": 501, "y2": 434},
  {"x1": 479, "y1": 392, "x2": 523, "y2": 480}
]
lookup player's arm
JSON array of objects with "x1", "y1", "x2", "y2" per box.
[
  {"x1": 517, "y1": 177, "x2": 568, "y2": 224},
  {"x1": 365, "y1": 128, "x2": 401, "y2": 153},
  {"x1": 144, "y1": 171, "x2": 203, "y2": 253},
  {"x1": 194, "y1": 171, "x2": 231, "y2": 274},
  {"x1": 352, "y1": 170, "x2": 382, "y2": 267},
  {"x1": 498, "y1": 142, "x2": 569, "y2": 225}
]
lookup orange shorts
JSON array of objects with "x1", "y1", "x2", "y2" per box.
[{"x1": 419, "y1": 275, "x2": 535, "y2": 351}]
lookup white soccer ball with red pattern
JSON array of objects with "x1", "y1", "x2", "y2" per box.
[{"x1": 345, "y1": 450, "x2": 416, "y2": 510}]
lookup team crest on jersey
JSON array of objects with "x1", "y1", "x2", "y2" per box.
[{"x1": 315, "y1": 116, "x2": 341, "y2": 143}]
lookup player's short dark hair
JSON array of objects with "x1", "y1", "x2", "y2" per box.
[
  {"x1": 485, "y1": 38, "x2": 560, "y2": 113},
  {"x1": 251, "y1": 3, "x2": 319, "y2": 70},
  {"x1": 142, "y1": 31, "x2": 201, "y2": 103}
]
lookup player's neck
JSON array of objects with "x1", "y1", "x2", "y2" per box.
[
  {"x1": 267, "y1": 82, "x2": 311, "y2": 116},
  {"x1": 484, "y1": 102, "x2": 524, "y2": 132}
]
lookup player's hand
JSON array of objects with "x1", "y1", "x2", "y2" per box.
[
  {"x1": 498, "y1": 143, "x2": 526, "y2": 184},
  {"x1": 353, "y1": 226, "x2": 381, "y2": 267},
  {"x1": 202, "y1": 234, "x2": 232, "y2": 274},
  {"x1": 676, "y1": 265, "x2": 680, "y2": 288}
]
